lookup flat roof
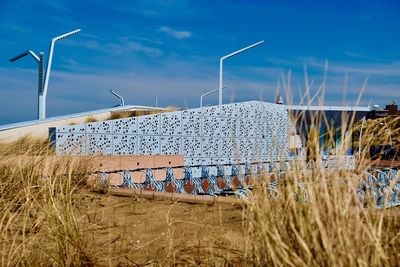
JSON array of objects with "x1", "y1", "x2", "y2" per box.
[{"x1": 286, "y1": 105, "x2": 372, "y2": 112}]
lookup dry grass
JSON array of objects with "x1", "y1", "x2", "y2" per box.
[
  {"x1": 107, "y1": 106, "x2": 180, "y2": 120},
  {"x1": 0, "y1": 137, "x2": 95, "y2": 266},
  {"x1": 85, "y1": 116, "x2": 98, "y2": 123},
  {"x1": 0, "y1": 136, "x2": 53, "y2": 156},
  {"x1": 249, "y1": 100, "x2": 400, "y2": 266},
  {"x1": 245, "y1": 171, "x2": 400, "y2": 266},
  {"x1": 108, "y1": 110, "x2": 159, "y2": 120},
  {"x1": 0, "y1": 108, "x2": 399, "y2": 266},
  {"x1": 0, "y1": 137, "x2": 246, "y2": 265},
  {"x1": 353, "y1": 116, "x2": 400, "y2": 160}
]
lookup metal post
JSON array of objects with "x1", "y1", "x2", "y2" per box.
[
  {"x1": 219, "y1": 60, "x2": 223, "y2": 106},
  {"x1": 38, "y1": 52, "x2": 44, "y2": 118},
  {"x1": 9, "y1": 50, "x2": 43, "y2": 119},
  {"x1": 41, "y1": 29, "x2": 81, "y2": 119},
  {"x1": 41, "y1": 40, "x2": 55, "y2": 119},
  {"x1": 200, "y1": 88, "x2": 222, "y2": 109},
  {"x1": 155, "y1": 95, "x2": 158, "y2": 108},
  {"x1": 218, "y1": 40, "x2": 264, "y2": 106},
  {"x1": 110, "y1": 89, "x2": 125, "y2": 106}
]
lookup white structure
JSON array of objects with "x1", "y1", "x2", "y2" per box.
[
  {"x1": 51, "y1": 101, "x2": 362, "y2": 172},
  {"x1": 52, "y1": 101, "x2": 293, "y2": 171}
]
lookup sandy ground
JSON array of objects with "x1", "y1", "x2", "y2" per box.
[{"x1": 75, "y1": 189, "x2": 248, "y2": 266}]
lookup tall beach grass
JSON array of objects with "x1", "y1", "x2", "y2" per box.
[{"x1": 0, "y1": 79, "x2": 398, "y2": 265}]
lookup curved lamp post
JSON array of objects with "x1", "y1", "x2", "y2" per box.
[
  {"x1": 110, "y1": 89, "x2": 125, "y2": 106},
  {"x1": 218, "y1": 40, "x2": 264, "y2": 106},
  {"x1": 10, "y1": 50, "x2": 41, "y2": 63},
  {"x1": 200, "y1": 87, "x2": 225, "y2": 109},
  {"x1": 41, "y1": 29, "x2": 81, "y2": 119},
  {"x1": 9, "y1": 51, "x2": 44, "y2": 119},
  {"x1": 10, "y1": 29, "x2": 80, "y2": 120}
]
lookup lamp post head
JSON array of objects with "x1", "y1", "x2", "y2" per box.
[
  {"x1": 221, "y1": 40, "x2": 264, "y2": 61},
  {"x1": 9, "y1": 50, "x2": 40, "y2": 63},
  {"x1": 9, "y1": 51, "x2": 30, "y2": 62},
  {"x1": 110, "y1": 89, "x2": 125, "y2": 106},
  {"x1": 219, "y1": 40, "x2": 264, "y2": 106},
  {"x1": 53, "y1": 29, "x2": 81, "y2": 42}
]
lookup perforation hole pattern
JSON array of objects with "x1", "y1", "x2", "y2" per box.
[{"x1": 54, "y1": 101, "x2": 293, "y2": 165}]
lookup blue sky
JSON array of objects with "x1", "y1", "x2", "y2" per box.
[{"x1": 0, "y1": 0, "x2": 399, "y2": 124}]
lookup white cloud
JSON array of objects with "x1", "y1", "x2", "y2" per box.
[
  {"x1": 343, "y1": 51, "x2": 393, "y2": 63},
  {"x1": 122, "y1": 40, "x2": 164, "y2": 57},
  {"x1": 65, "y1": 38, "x2": 164, "y2": 58},
  {"x1": 264, "y1": 56, "x2": 400, "y2": 77},
  {"x1": 307, "y1": 58, "x2": 400, "y2": 76},
  {"x1": 159, "y1": 26, "x2": 192, "y2": 39}
]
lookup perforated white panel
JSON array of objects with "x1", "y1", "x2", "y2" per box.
[
  {"x1": 87, "y1": 121, "x2": 112, "y2": 134},
  {"x1": 138, "y1": 136, "x2": 159, "y2": 155},
  {"x1": 160, "y1": 136, "x2": 181, "y2": 155},
  {"x1": 182, "y1": 115, "x2": 201, "y2": 136},
  {"x1": 183, "y1": 137, "x2": 202, "y2": 157},
  {"x1": 161, "y1": 112, "x2": 182, "y2": 136},
  {"x1": 113, "y1": 117, "x2": 138, "y2": 135},
  {"x1": 56, "y1": 133, "x2": 86, "y2": 155},
  {"x1": 56, "y1": 123, "x2": 86, "y2": 134},
  {"x1": 53, "y1": 101, "x2": 292, "y2": 166},
  {"x1": 113, "y1": 135, "x2": 137, "y2": 155},
  {"x1": 138, "y1": 114, "x2": 160, "y2": 135},
  {"x1": 86, "y1": 134, "x2": 112, "y2": 155}
]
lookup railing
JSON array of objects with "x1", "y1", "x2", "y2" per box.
[
  {"x1": 356, "y1": 168, "x2": 400, "y2": 208},
  {"x1": 94, "y1": 160, "x2": 307, "y2": 200},
  {"x1": 93, "y1": 160, "x2": 400, "y2": 208}
]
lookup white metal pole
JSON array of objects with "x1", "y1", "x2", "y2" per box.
[
  {"x1": 110, "y1": 89, "x2": 125, "y2": 106},
  {"x1": 200, "y1": 88, "x2": 221, "y2": 109},
  {"x1": 155, "y1": 95, "x2": 158, "y2": 108},
  {"x1": 41, "y1": 41, "x2": 55, "y2": 119},
  {"x1": 41, "y1": 29, "x2": 80, "y2": 119},
  {"x1": 38, "y1": 52, "x2": 44, "y2": 119},
  {"x1": 218, "y1": 40, "x2": 264, "y2": 106},
  {"x1": 219, "y1": 61, "x2": 223, "y2": 106}
]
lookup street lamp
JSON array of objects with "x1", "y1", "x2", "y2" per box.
[
  {"x1": 10, "y1": 50, "x2": 41, "y2": 62},
  {"x1": 218, "y1": 40, "x2": 264, "y2": 105},
  {"x1": 41, "y1": 29, "x2": 81, "y2": 119},
  {"x1": 10, "y1": 29, "x2": 81, "y2": 120},
  {"x1": 9, "y1": 51, "x2": 44, "y2": 119},
  {"x1": 200, "y1": 87, "x2": 225, "y2": 109},
  {"x1": 110, "y1": 89, "x2": 125, "y2": 106}
]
